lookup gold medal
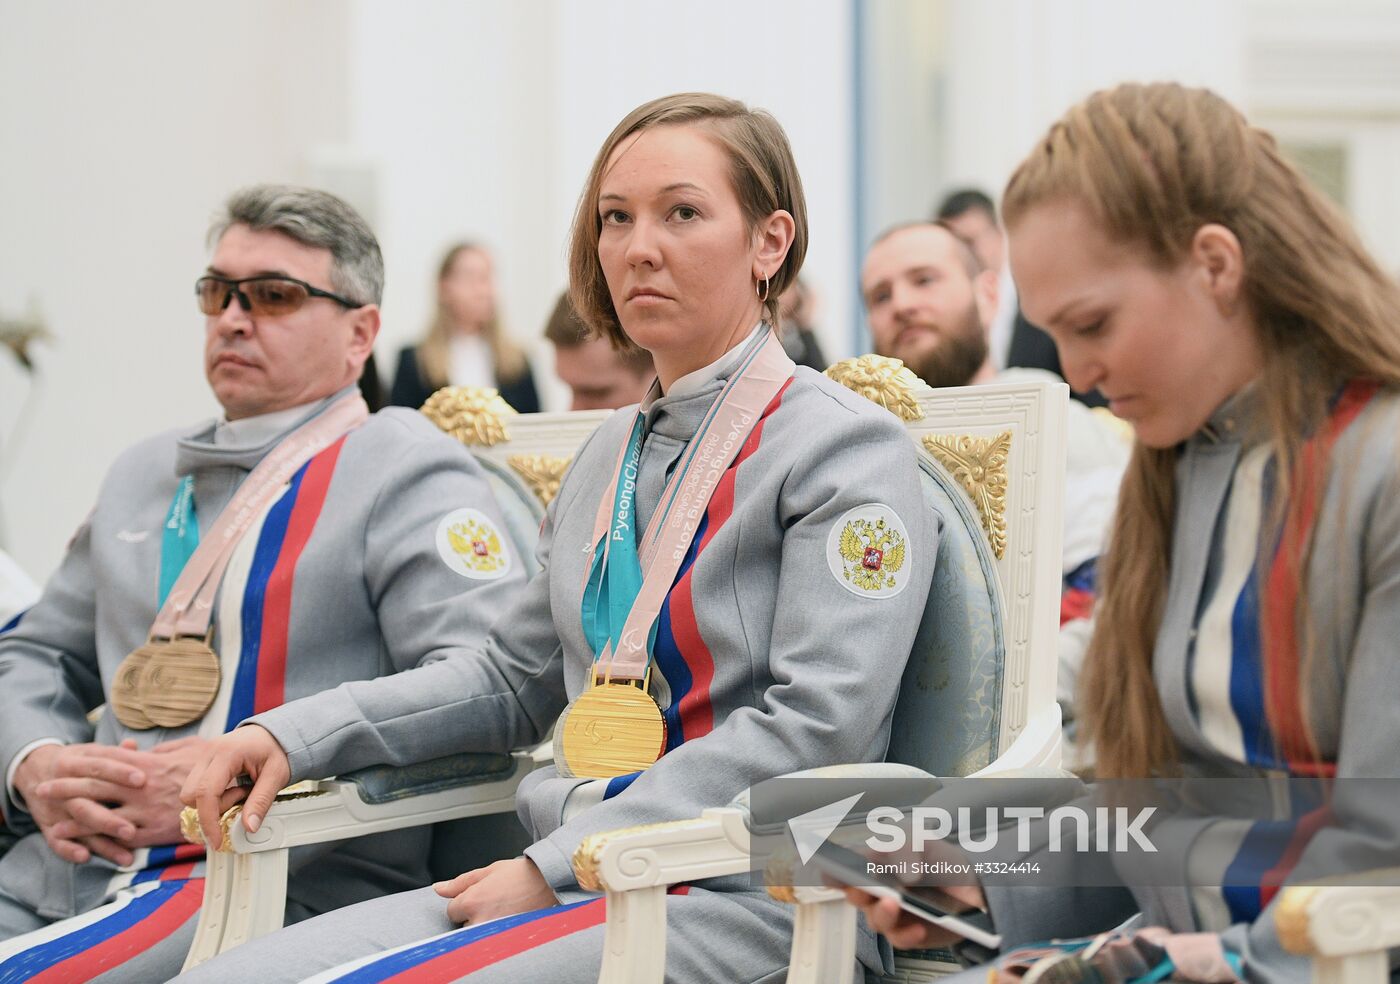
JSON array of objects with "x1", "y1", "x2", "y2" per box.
[
  {"x1": 557, "y1": 679, "x2": 667, "y2": 780},
  {"x1": 111, "y1": 643, "x2": 158, "y2": 730},
  {"x1": 141, "y1": 635, "x2": 222, "y2": 729}
]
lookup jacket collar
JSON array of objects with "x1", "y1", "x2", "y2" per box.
[{"x1": 174, "y1": 385, "x2": 360, "y2": 476}]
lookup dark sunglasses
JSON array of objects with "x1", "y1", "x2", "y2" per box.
[{"x1": 195, "y1": 275, "x2": 364, "y2": 318}]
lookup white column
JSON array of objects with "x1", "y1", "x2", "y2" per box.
[{"x1": 0, "y1": 0, "x2": 354, "y2": 578}]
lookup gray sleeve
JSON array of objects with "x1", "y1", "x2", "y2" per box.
[
  {"x1": 252, "y1": 475, "x2": 568, "y2": 782},
  {"x1": 524, "y1": 410, "x2": 936, "y2": 888},
  {"x1": 925, "y1": 778, "x2": 1139, "y2": 949},
  {"x1": 360, "y1": 433, "x2": 531, "y2": 674},
  {"x1": 0, "y1": 519, "x2": 103, "y2": 825},
  {"x1": 991, "y1": 442, "x2": 1400, "y2": 982},
  {"x1": 981, "y1": 883, "x2": 1138, "y2": 950}
]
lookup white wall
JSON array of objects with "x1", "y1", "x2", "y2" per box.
[
  {"x1": 0, "y1": 0, "x2": 353, "y2": 579},
  {"x1": 343, "y1": 1, "x2": 559, "y2": 404},
  {"x1": 941, "y1": 0, "x2": 1246, "y2": 205},
  {"x1": 1244, "y1": 0, "x2": 1400, "y2": 271}
]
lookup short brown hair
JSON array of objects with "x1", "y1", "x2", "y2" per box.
[
  {"x1": 542, "y1": 292, "x2": 652, "y2": 375},
  {"x1": 567, "y1": 92, "x2": 808, "y2": 350}
]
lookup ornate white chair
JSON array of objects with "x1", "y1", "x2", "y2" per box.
[
  {"x1": 1278, "y1": 878, "x2": 1400, "y2": 984},
  {"x1": 179, "y1": 388, "x2": 610, "y2": 970},
  {"x1": 568, "y1": 357, "x2": 1070, "y2": 984}
]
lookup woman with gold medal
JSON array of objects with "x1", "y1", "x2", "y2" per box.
[{"x1": 179, "y1": 93, "x2": 933, "y2": 983}]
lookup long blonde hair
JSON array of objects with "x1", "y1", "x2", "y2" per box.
[
  {"x1": 1003, "y1": 83, "x2": 1400, "y2": 778},
  {"x1": 417, "y1": 243, "x2": 527, "y2": 389}
]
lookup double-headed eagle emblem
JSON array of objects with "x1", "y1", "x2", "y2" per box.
[
  {"x1": 447, "y1": 516, "x2": 507, "y2": 575},
  {"x1": 837, "y1": 516, "x2": 906, "y2": 592}
]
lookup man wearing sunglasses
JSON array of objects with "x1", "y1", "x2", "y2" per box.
[{"x1": 0, "y1": 185, "x2": 528, "y2": 982}]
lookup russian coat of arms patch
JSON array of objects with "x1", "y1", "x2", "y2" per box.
[
  {"x1": 826, "y1": 503, "x2": 911, "y2": 598},
  {"x1": 436, "y1": 508, "x2": 512, "y2": 580}
]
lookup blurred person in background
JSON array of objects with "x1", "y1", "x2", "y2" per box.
[
  {"x1": 863, "y1": 220, "x2": 1129, "y2": 752},
  {"x1": 0, "y1": 550, "x2": 36, "y2": 632},
  {"x1": 542, "y1": 290, "x2": 653, "y2": 410},
  {"x1": 775, "y1": 276, "x2": 827, "y2": 369},
  {"x1": 390, "y1": 243, "x2": 541, "y2": 412},
  {"x1": 937, "y1": 187, "x2": 1106, "y2": 407},
  {"x1": 0, "y1": 549, "x2": 37, "y2": 860}
]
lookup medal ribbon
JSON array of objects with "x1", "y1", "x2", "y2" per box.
[
  {"x1": 151, "y1": 393, "x2": 368, "y2": 640},
  {"x1": 580, "y1": 414, "x2": 647, "y2": 666},
  {"x1": 582, "y1": 327, "x2": 794, "y2": 682},
  {"x1": 158, "y1": 476, "x2": 199, "y2": 608}
]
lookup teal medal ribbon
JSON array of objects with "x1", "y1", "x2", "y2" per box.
[
  {"x1": 158, "y1": 476, "x2": 199, "y2": 609},
  {"x1": 578, "y1": 330, "x2": 778, "y2": 675},
  {"x1": 580, "y1": 414, "x2": 655, "y2": 662}
]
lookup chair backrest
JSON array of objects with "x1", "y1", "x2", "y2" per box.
[{"x1": 824, "y1": 358, "x2": 1068, "y2": 776}]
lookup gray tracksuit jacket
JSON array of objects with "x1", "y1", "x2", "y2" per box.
[
  {"x1": 982, "y1": 385, "x2": 1400, "y2": 984},
  {"x1": 0, "y1": 386, "x2": 526, "y2": 921}
]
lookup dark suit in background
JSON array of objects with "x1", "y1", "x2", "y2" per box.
[{"x1": 388, "y1": 345, "x2": 541, "y2": 414}]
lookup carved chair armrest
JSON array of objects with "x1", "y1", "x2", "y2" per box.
[
  {"x1": 181, "y1": 750, "x2": 535, "y2": 855},
  {"x1": 572, "y1": 807, "x2": 754, "y2": 892},
  {"x1": 1278, "y1": 875, "x2": 1400, "y2": 958}
]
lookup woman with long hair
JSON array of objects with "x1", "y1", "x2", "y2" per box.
[
  {"x1": 179, "y1": 92, "x2": 931, "y2": 983},
  {"x1": 848, "y1": 81, "x2": 1400, "y2": 983},
  {"x1": 389, "y1": 243, "x2": 540, "y2": 412}
]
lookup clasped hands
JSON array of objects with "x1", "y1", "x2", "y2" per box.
[
  {"x1": 12, "y1": 736, "x2": 213, "y2": 867},
  {"x1": 177, "y1": 724, "x2": 556, "y2": 925}
]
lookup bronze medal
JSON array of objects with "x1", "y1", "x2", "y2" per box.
[
  {"x1": 140, "y1": 635, "x2": 222, "y2": 729},
  {"x1": 111, "y1": 643, "x2": 159, "y2": 730},
  {"x1": 557, "y1": 681, "x2": 667, "y2": 780}
]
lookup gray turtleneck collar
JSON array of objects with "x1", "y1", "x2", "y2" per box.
[
  {"x1": 639, "y1": 324, "x2": 768, "y2": 444},
  {"x1": 173, "y1": 385, "x2": 360, "y2": 477}
]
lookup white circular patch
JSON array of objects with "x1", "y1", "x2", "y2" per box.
[
  {"x1": 436, "y1": 508, "x2": 513, "y2": 581},
  {"x1": 825, "y1": 503, "x2": 912, "y2": 599}
]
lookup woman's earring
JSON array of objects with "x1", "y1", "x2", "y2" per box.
[{"x1": 756, "y1": 274, "x2": 771, "y2": 303}]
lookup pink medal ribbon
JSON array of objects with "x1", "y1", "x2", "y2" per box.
[
  {"x1": 151, "y1": 393, "x2": 368, "y2": 641},
  {"x1": 584, "y1": 328, "x2": 794, "y2": 683}
]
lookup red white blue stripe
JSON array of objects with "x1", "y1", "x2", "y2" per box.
[
  {"x1": 0, "y1": 877, "x2": 203, "y2": 983},
  {"x1": 222, "y1": 438, "x2": 347, "y2": 731},
  {"x1": 1059, "y1": 559, "x2": 1097, "y2": 626},
  {"x1": 1187, "y1": 381, "x2": 1377, "y2": 926},
  {"x1": 651, "y1": 380, "x2": 791, "y2": 755},
  {"x1": 308, "y1": 888, "x2": 690, "y2": 982}
]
